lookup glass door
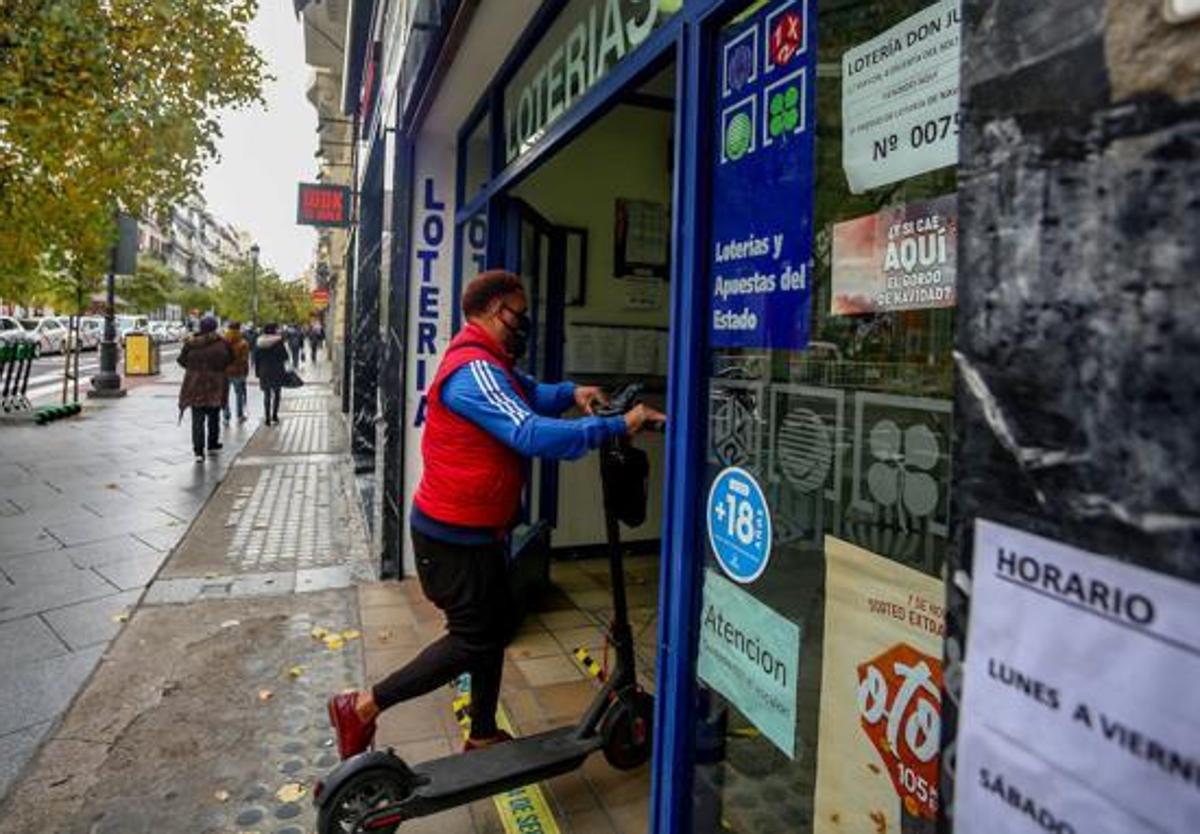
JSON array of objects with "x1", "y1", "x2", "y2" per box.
[
  {"x1": 688, "y1": 0, "x2": 959, "y2": 832},
  {"x1": 504, "y1": 198, "x2": 568, "y2": 527}
]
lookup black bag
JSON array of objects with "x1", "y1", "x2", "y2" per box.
[
  {"x1": 601, "y1": 442, "x2": 650, "y2": 528},
  {"x1": 281, "y1": 369, "x2": 304, "y2": 389}
]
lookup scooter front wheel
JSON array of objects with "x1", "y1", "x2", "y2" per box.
[
  {"x1": 317, "y1": 767, "x2": 414, "y2": 834},
  {"x1": 601, "y1": 690, "x2": 654, "y2": 771}
]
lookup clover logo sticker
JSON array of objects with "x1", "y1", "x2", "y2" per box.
[
  {"x1": 768, "y1": 85, "x2": 801, "y2": 138},
  {"x1": 865, "y1": 420, "x2": 940, "y2": 527}
]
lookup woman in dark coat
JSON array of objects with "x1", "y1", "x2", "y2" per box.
[
  {"x1": 254, "y1": 323, "x2": 289, "y2": 426},
  {"x1": 178, "y1": 316, "x2": 234, "y2": 462}
]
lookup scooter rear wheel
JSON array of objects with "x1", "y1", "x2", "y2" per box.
[
  {"x1": 601, "y1": 690, "x2": 654, "y2": 770},
  {"x1": 317, "y1": 767, "x2": 414, "y2": 834}
]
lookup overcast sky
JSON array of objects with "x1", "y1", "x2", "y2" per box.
[{"x1": 203, "y1": 0, "x2": 317, "y2": 281}]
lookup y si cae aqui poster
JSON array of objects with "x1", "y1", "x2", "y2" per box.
[{"x1": 831, "y1": 194, "x2": 957, "y2": 317}]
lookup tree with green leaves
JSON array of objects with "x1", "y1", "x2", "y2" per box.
[
  {"x1": 0, "y1": 0, "x2": 268, "y2": 302},
  {"x1": 119, "y1": 258, "x2": 180, "y2": 314},
  {"x1": 175, "y1": 283, "x2": 218, "y2": 319},
  {"x1": 214, "y1": 257, "x2": 315, "y2": 326}
]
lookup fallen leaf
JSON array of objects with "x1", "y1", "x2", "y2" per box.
[
  {"x1": 288, "y1": 666, "x2": 304, "y2": 679},
  {"x1": 323, "y1": 635, "x2": 345, "y2": 651},
  {"x1": 310, "y1": 626, "x2": 329, "y2": 640},
  {"x1": 111, "y1": 612, "x2": 129, "y2": 623},
  {"x1": 214, "y1": 789, "x2": 230, "y2": 802},
  {"x1": 341, "y1": 629, "x2": 361, "y2": 641},
  {"x1": 258, "y1": 689, "x2": 273, "y2": 702},
  {"x1": 377, "y1": 629, "x2": 394, "y2": 643},
  {"x1": 220, "y1": 619, "x2": 240, "y2": 629},
  {"x1": 275, "y1": 783, "x2": 306, "y2": 803},
  {"x1": 104, "y1": 483, "x2": 119, "y2": 490}
]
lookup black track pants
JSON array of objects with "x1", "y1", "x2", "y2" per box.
[{"x1": 371, "y1": 528, "x2": 514, "y2": 738}]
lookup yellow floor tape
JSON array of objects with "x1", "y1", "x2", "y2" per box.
[
  {"x1": 571, "y1": 647, "x2": 605, "y2": 681},
  {"x1": 453, "y1": 687, "x2": 563, "y2": 834}
]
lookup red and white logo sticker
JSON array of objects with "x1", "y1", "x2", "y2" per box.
[{"x1": 770, "y1": 11, "x2": 803, "y2": 67}]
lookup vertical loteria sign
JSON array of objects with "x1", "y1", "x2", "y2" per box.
[{"x1": 403, "y1": 140, "x2": 455, "y2": 575}]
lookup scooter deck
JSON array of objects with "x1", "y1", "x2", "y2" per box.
[{"x1": 404, "y1": 726, "x2": 603, "y2": 816}]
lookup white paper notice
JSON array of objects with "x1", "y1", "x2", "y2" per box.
[
  {"x1": 955, "y1": 519, "x2": 1200, "y2": 834},
  {"x1": 842, "y1": 0, "x2": 961, "y2": 193}
]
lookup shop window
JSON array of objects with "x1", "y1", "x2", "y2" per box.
[
  {"x1": 462, "y1": 109, "x2": 492, "y2": 199},
  {"x1": 692, "y1": 1, "x2": 959, "y2": 832}
]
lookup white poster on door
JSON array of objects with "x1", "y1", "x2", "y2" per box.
[
  {"x1": 955, "y1": 519, "x2": 1200, "y2": 834},
  {"x1": 841, "y1": 0, "x2": 961, "y2": 193}
]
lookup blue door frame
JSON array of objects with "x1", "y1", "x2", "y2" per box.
[{"x1": 436, "y1": 2, "x2": 752, "y2": 830}]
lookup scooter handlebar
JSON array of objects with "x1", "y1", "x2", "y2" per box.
[{"x1": 595, "y1": 383, "x2": 644, "y2": 418}]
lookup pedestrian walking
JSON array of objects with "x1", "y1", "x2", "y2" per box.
[
  {"x1": 223, "y1": 321, "x2": 250, "y2": 424},
  {"x1": 178, "y1": 315, "x2": 234, "y2": 463},
  {"x1": 308, "y1": 321, "x2": 324, "y2": 364},
  {"x1": 286, "y1": 324, "x2": 304, "y2": 366},
  {"x1": 254, "y1": 323, "x2": 289, "y2": 426},
  {"x1": 242, "y1": 322, "x2": 258, "y2": 373},
  {"x1": 325, "y1": 270, "x2": 665, "y2": 758}
]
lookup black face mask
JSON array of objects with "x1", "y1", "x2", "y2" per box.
[{"x1": 500, "y1": 305, "x2": 531, "y2": 359}]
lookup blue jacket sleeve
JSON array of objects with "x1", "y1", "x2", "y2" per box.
[
  {"x1": 513, "y1": 369, "x2": 577, "y2": 416},
  {"x1": 443, "y1": 361, "x2": 625, "y2": 461}
]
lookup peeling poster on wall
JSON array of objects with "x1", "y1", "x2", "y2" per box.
[{"x1": 813, "y1": 536, "x2": 945, "y2": 834}]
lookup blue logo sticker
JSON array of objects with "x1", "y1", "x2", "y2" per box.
[{"x1": 707, "y1": 466, "x2": 773, "y2": 583}]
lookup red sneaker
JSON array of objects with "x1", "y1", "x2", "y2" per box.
[
  {"x1": 463, "y1": 729, "x2": 513, "y2": 753},
  {"x1": 327, "y1": 693, "x2": 376, "y2": 759}
]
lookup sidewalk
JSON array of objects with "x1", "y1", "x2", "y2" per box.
[
  {"x1": 0, "y1": 359, "x2": 255, "y2": 799},
  {"x1": 0, "y1": 353, "x2": 655, "y2": 834}
]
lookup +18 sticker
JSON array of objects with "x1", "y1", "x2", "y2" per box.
[{"x1": 707, "y1": 466, "x2": 773, "y2": 583}]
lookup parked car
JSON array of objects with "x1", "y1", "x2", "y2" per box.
[
  {"x1": 0, "y1": 315, "x2": 39, "y2": 353},
  {"x1": 116, "y1": 315, "x2": 150, "y2": 344},
  {"x1": 80, "y1": 317, "x2": 107, "y2": 345},
  {"x1": 19, "y1": 317, "x2": 67, "y2": 355},
  {"x1": 54, "y1": 317, "x2": 100, "y2": 351},
  {"x1": 148, "y1": 321, "x2": 173, "y2": 343}
]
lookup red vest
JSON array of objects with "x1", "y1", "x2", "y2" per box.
[{"x1": 413, "y1": 322, "x2": 529, "y2": 530}]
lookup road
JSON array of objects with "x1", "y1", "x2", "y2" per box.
[{"x1": 18, "y1": 344, "x2": 183, "y2": 404}]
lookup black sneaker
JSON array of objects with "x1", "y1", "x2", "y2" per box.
[{"x1": 208, "y1": 444, "x2": 224, "y2": 454}]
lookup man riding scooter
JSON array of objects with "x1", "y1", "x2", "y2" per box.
[{"x1": 328, "y1": 269, "x2": 666, "y2": 758}]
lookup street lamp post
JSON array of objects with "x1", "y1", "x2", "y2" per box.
[
  {"x1": 250, "y1": 243, "x2": 260, "y2": 325},
  {"x1": 89, "y1": 215, "x2": 136, "y2": 399}
]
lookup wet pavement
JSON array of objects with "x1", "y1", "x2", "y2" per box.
[{"x1": 0, "y1": 360, "x2": 255, "y2": 800}]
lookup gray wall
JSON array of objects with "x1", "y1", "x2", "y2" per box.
[{"x1": 944, "y1": 0, "x2": 1200, "y2": 820}]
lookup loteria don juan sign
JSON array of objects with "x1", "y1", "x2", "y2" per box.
[
  {"x1": 296, "y1": 183, "x2": 352, "y2": 228},
  {"x1": 502, "y1": 0, "x2": 678, "y2": 164}
]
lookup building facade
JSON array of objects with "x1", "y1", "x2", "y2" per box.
[
  {"x1": 311, "y1": 1, "x2": 1200, "y2": 832},
  {"x1": 137, "y1": 198, "x2": 250, "y2": 288}
]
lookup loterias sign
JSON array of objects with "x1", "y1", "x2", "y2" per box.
[
  {"x1": 502, "y1": 0, "x2": 677, "y2": 164},
  {"x1": 296, "y1": 183, "x2": 352, "y2": 228}
]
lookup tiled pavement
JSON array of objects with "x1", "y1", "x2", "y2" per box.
[
  {"x1": 0, "y1": 361, "x2": 256, "y2": 801},
  {"x1": 1, "y1": 348, "x2": 663, "y2": 834}
]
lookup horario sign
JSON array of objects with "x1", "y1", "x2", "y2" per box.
[{"x1": 296, "y1": 183, "x2": 352, "y2": 228}]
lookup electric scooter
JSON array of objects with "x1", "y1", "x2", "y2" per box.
[{"x1": 314, "y1": 384, "x2": 660, "y2": 833}]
